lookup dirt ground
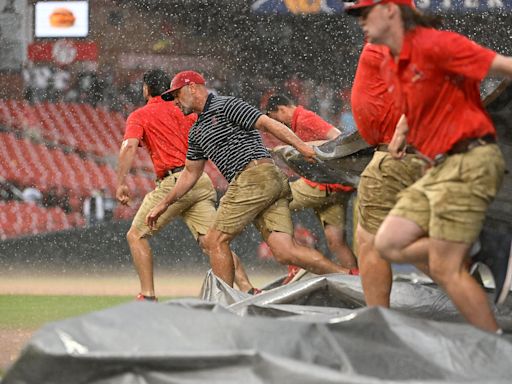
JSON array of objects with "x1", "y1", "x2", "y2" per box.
[{"x1": 0, "y1": 269, "x2": 281, "y2": 373}]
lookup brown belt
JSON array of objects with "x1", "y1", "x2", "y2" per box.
[
  {"x1": 234, "y1": 158, "x2": 274, "y2": 180},
  {"x1": 447, "y1": 134, "x2": 495, "y2": 155},
  {"x1": 244, "y1": 158, "x2": 273, "y2": 171},
  {"x1": 376, "y1": 135, "x2": 496, "y2": 167},
  {"x1": 433, "y1": 134, "x2": 496, "y2": 165}
]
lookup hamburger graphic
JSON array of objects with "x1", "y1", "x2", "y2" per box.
[{"x1": 49, "y1": 7, "x2": 75, "y2": 28}]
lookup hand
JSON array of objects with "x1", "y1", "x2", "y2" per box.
[
  {"x1": 145, "y1": 201, "x2": 168, "y2": 230},
  {"x1": 389, "y1": 114, "x2": 408, "y2": 159},
  {"x1": 116, "y1": 184, "x2": 131, "y2": 206},
  {"x1": 298, "y1": 144, "x2": 317, "y2": 163}
]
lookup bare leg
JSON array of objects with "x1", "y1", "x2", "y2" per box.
[
  {"x1": 429, "y1": 239, "x2": 498, "y2": 332},
  {"x1": 375, "y1": 215, "x2": 429, "y2": 265},
  {"x1": 267, "y1": 231, "x2": 350, "y2": 274},
  {"x1": 376, "y1": 215, "x2": 498, "y2": 332},
  {"x1": 324, "y1": 223, "x2": 358, "y2": 269},
  {"x1": 204, "y1": 228, "x2": 236, "y2": 286},
  {"x1": 356, "y1": 224, "x2": 392, "y2": 307},
  {"x1": 232, "y1": 252, "x2": 253, "y2": 292},
  {"x1": 127, "y1": 226, "x2": 155, "y2": 297},
  {"x1": 198, "y1": 234, "x2": 253, "y2": 291}
]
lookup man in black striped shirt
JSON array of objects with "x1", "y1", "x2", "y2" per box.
[{"x1": 146, "y1": 71, "x2": 352, "y2": 287}]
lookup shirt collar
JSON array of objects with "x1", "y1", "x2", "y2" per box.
[
  {"x1": 147, "y1": 95, "x2": 164, "y2": 104},
  {"x1": 386, "y1": 28, "x2": 414, "y2": 73},
  {"x1": 200, "y1": 93, "x2": 215, "y2": 116},
  {"x1": 398, "y1": 28, "x2": 414, "y2": 63}
]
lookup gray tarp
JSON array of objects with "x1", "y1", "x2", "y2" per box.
[{"x1": 3, "y1": 272, "x2": 512, "y2": 384}]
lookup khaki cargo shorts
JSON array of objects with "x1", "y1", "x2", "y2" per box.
[
  {"x1": 215, "y1": 163, "x2": 293, "y2": 239},
  {"x1": 391, "y1": 144, "x2": 505, "y2": 243},
  {"x1": 289, "y1": 178, "x2": 351, "y2": 228},
  {"x1": 358, "y1": 150, "x2": 424, "y2": 234},
  {"x1": 132, "y1": 171, "x2": 216, "y2": 239}
]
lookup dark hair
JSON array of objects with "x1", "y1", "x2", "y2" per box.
[
  {"x1": 265, "y1": 94, "x2": 295, "y2": 113},
  {"x1": 399, "y1": 5, "x2": 443, "y2": 30},
  {"x1": 143, "y1": 69, "x2": 171, "y2": 97}
]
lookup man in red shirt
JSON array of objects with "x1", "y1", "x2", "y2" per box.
[
  {"x1": 265, "y1": 95, "x2": 358, "y2": 270},
  {"x1": 116, "y1": 69, "x2": 253, "y2": 300},
  {"x1": 351, "y1": 44, "x2": 424, "y2": 307},
  {"x1": 347, "y1": 0, "x2": 512, "y2": 332}
]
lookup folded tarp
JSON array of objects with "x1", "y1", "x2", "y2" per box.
[{"x1": 3, "y1": 273, "x2": 512, "y2": 384}]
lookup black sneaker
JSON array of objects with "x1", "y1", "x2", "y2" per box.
[{"x1": 473, "y1": 229, "x2": 512, "y2": 304}]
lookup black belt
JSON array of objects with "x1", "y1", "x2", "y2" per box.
[
  {"x1": 167, "y1": 166, "x2": 184, "y2": 175},
  {"x1": 375, "y1": 143, "x2": 417, "y2": 154},
  {"x1": 158, "y1": 166, "x2": 184, "y2": 181}
]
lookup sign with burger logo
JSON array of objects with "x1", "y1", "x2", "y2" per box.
[{"x1": 34, "y1": 1, "x2": 89, "y2": 38}]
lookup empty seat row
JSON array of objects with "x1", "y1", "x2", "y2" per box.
[
  {"x1": 0, "y1": 131, "x2": 154, "y2": 198},
  {"x1": 0, "y1": 200, "x2": 84, "y2": 240},
  {"x1": 0, "y1": 100, "x2": 153, "y2": 171}
]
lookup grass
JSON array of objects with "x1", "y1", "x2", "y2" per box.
[
  {"x1": 0, "y1": 295, "x2": 144, "y2": 329},
  {"x1": 0, "y1": 295, "x2": 174, "y2": 377}
]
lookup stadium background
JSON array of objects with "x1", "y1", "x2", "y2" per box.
[{"x1": 1, "y1": 0, "x2": 512, "y2": 277}]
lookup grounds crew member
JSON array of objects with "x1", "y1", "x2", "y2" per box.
[
  {"x1": 116, "y1": 69, "x2": 254, "y2": 300},
  {"x1": 347, "y1": 0, "x2": 512, "y2": 332},
  {"x1": 146, "y1": 70, "x2": 355, "y2": 287},
  {"x1": 351, "y1": 43, "x2": 425, "y2": 307},
  {"x1": 265, "y1": 95, "x2": 358, "y2": 271}
]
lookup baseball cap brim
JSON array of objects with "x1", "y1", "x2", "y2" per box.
[
  {"x1": 161, "y1": 89, "x2": 175, "y2": 101},
  {"x1": 345, "y1": 1, "x2": 374, "y2": 16},
  {"x1": 345, "y1": 0, "x2": 415, "y2": 15}
]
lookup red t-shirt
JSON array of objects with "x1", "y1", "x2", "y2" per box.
[
  {"x1": 383, "y1": 27, "x2": 497, "y2": 158},
  {"x1": 291, "y1": 106, "x2": 334, "y2": 141},
  {"x1": 291, "y1": 106, "x2": 353, "y2": 192},
  {"x1": 351, "y1": 44, "x2": 401, "y2": 146},
  {"x1": 124, "y1": 96, "x2": 197, "y2": 179}
]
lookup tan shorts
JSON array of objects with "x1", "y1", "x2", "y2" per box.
[
  {"x1": 215, "y1": 163, "x2": 293, "y2": 239},
  {"x1": 391, "y1": 144, "x2": 505, "y2": 243},
  {"x1": 132, "y1": 172, "x2": 216, "y2": 239},
  {"x1": 289, "y1": 178, "x2": 351, "y2": 228},
  {"x1": 358, "y1": 150, "x2": 424, "y2": 234}
]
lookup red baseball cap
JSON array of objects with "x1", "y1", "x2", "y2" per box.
[
  {"x1": 161, "y1": 70, "x2": 206, "y2": 101},
  {"x1": 345, "y1": 0, "x2": 414, "y2": 16}
]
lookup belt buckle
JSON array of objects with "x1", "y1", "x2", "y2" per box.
[
  {"x1": 476, "y1": 138, "x2": 487, "y2": 147},
  {"x1": 433, "y1": 153, "x2": 446, "y2": 165}
]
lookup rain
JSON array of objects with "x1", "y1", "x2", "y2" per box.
[{"x1": 1, "y1": 0, "x2": 512, "y2": 381}]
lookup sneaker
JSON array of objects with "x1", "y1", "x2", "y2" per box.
[
  {"x1": 473, "y1": 229, "x2": 512, "y2": 304},
  {"x1": 282, "y1": 265, "x2": 307, "y2": 285},
  {"x1": 135, "y1": 293, "x2": 158, "y2": 302}
]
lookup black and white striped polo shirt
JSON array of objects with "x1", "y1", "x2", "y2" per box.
[{"x1": 186, "y1": 94, "x2": 272, "y2": 182}]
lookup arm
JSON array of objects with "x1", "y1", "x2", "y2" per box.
[
  {"x1": 254, "y1": 115, "x2": 316, "y2": 161},
  {"x1": 145, "y1": 159, "x2": 206, "y2": 229},
  {"x1": 388, "y1": 114, "x2": 409, "y2": 159},
  {"x1": 116, "y1": 138, "x2": 139, "y2": 205},
  {"x1": 488, "y1": 54, "x2": 512, "y2": 78},
  {"x1": 325, "y1": 126, "x2": 342, "y2": 140},
  {"x1": 306, "y1": 127, "x2": 341, "y2": 146}
]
